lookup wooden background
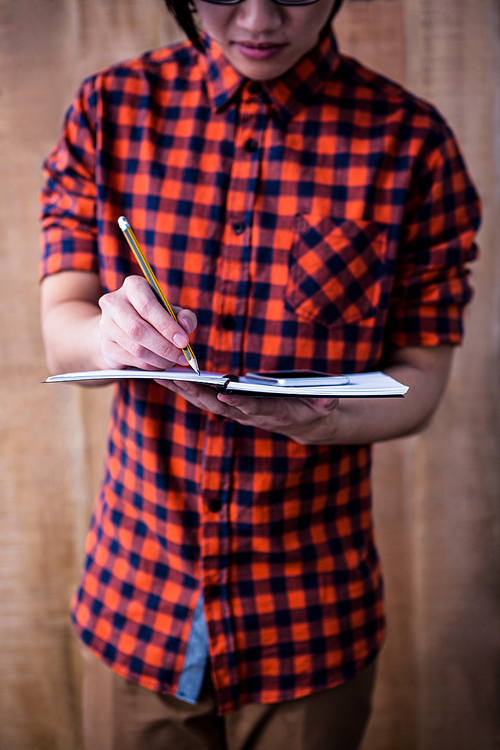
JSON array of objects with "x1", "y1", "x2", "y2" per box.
[{"x1": 0, "y1": 0, "x2": 498, "y2": 747}]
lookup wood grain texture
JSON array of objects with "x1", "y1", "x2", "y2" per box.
[
  {"x1": 337, "y1": 2, "x2": 500, "y2": 748},
  {"x1": 0, "y1": 1, "x2": 498, "y2": 747}
]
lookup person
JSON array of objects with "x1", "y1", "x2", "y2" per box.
[{"x1": 39, "y1": 0, "x2": 481, "y2": 747}]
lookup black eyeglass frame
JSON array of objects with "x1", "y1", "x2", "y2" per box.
[{"x1": 199, "y1": 0, "x2": 321, "y2": 6}]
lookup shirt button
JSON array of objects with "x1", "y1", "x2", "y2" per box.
[
  {"x1": 221, "y1": 314, "x2": 236, "y2": 331},
  {"x1": 232, "y1": 220, "x2": 246, "y2": 235},
  {"x1": 245, "y1": 137, "x2": 258, "y2": 153},
  {"x1": 248, "y1": 82, "x2": 261, "y2": 95},
  {"x1": 209, "y1": 499, "x2": 222, "y2": 513},
  {"x1": 207, "y1": 584, "x2": 222, "y2": 600}
]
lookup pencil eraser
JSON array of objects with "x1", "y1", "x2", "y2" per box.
[{"x1": 118, "y1": 216, "x2": 129, "y2": 231}]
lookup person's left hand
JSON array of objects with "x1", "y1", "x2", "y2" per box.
[{"x1": 156, "y1": 378, "x2": 339, "y2": 445}]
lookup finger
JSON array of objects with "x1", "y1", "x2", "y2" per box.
[
  {"x1": 216, "y1": 393, "x2": 266, "y2": 415},
  {"x1": 173, "y1": 306, "x2": 198, "y2": 337},
  {"x1": 100, "y1": 300, "x2": 181, "y2": 368},
  {"x1": 159, "y1": 379, "x2": 234, "y2": 418},
  {"x1": 121, "y1": 277, "x2": 191, "y2": 348},
  {"x1": 293, "y1": 396, "x2": 338, "y2": 410},
  {"x1": 100, "y1": 317, "x2": 181, "y2": 370},
  {"x1": 177, "y1": 382, "x2": 262, "y2": 424},
  {"x1": 99, "y1": 279, "x2": 190, "y2": 366},
  {"x1": 215, "y1": 394, "x2": 299, "y2": 426},
  {"x1": 218, "y1": 394, "x2": 338, "y2": 427}
]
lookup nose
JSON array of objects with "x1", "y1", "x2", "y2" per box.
[{"x1": 235, "y1": 0, "x2": 284, "y2": 34}]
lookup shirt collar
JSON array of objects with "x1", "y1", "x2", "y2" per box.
[{"x1": 200, "y1": 27, "x2": 341, "y2": 122}]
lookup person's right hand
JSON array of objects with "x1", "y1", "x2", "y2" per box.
[{"x1": 98, "y1": 276, "x2": 198, "y2": 371}]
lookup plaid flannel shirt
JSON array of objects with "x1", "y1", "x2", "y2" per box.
[{"x1": 40, "y1": 28, "x2": 480, "y2": 714}]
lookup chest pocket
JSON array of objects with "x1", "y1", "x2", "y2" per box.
[{"x1": 285, "y1": 216, "x2": 389, "y2": 328}]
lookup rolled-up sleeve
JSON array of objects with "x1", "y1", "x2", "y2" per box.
[
  {"x1": 39, "y1": 78, "x2": 99, "y2": 280},
  {"x1": 386, "y1": 119, "x2": 481, "y2": 347}
]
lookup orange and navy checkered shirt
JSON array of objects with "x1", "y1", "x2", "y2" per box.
[{"x1": 40, "y1": 29, "x2": 480, "y2": 714}]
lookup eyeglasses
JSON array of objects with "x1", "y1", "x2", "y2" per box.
[{"x1": 199, "y1": 0, "x2": 321, "y2": 6}]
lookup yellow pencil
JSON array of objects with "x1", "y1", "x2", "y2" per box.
[{"x1": 117, "y1": 216, "x2": 200, "y2": 375}]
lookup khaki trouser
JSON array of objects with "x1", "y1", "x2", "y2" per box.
[{"x1": 82, "y1": 648, "x2": 376, "y2": 750}]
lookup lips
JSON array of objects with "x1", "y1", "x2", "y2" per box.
[{"x1": 234, "y1": 41, "x2": 287, "y2": 60}]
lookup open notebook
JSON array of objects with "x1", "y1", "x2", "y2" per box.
[{"x1": 45, "y1": 368, "x2": 409, "y2": 398}]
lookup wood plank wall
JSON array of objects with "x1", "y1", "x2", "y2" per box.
[{"x1": 0, "y1": 1, "x2": 498, "y2": 747}]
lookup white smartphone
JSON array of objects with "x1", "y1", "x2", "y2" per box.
[{"x1": 241, "y1": 370, "x2": 350, "y2": 387}]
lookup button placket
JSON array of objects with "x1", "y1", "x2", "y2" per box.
[
  {"x1": 200, "y1": 448, "x2": 231, "y2": 661},
  {"x1": 208, "y1": 89, "x2": 265, "y2": 375},
  {"x1": 200, "y1": 90, "x2": 269, "y2": 696}
]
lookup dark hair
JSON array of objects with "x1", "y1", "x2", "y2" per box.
[{"x1": 164, "y1": 0, "x2": 345, "y2": 52}]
